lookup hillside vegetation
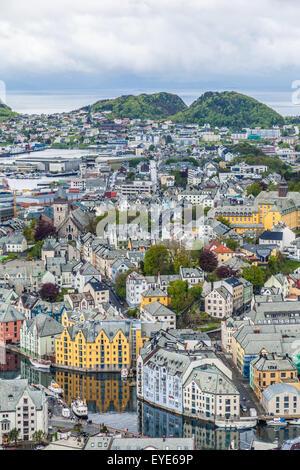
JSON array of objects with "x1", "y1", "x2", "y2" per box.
[
  {"x1": 86, "y1": 92, "x2": 187, "y2": 120},
  {"x1": 170, "y1": 91, "x2": 284, "y2": 129},
  {"x1": 0, "y1": 103, "x2": 18, "y2": 122},
  {"x1": 230, "y1": 142, "x2": 291, "y2": 176}
]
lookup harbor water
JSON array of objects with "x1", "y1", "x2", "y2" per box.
[{"x1": 2, "y1": 349, "x2": 300, "y2": 449}]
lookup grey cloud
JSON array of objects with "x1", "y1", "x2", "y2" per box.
[{"x1": 0, "y1": 0, "x2": 300, "y2": 82}]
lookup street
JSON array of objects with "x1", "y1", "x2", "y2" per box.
[{"x1": 213, "y1": 341, "x2": 265, "y2": 416}]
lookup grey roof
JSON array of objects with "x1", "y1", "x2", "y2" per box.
[
  {"x1": 0, "y1": 379, "x2": 46, "y2": 411},
  {"x1": 260, "y1": 231, "x2": 283, "y2": 241},
  {"x1": 262, "y1": 383, "x2": 300, "y2": 402},
  {"x1": 66, "y1": 320, "x2": 132, "y2": 343},
  {"x1": 142, "y1": 301, "x2": 175, "y2": 317},
  {"x1": 143, "y1": 286, "x2": 167, "y2": 298},
  {"x1": 0, "y1": 302, "x2": 24, "y2": 323},
  {"x1": 185, "y1": 365, "x2": 239, "y2": 395},
  {"x1": 24, "y1": 313, "x2": 64, "y2": 337}
]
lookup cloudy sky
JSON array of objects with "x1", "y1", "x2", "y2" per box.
[{"x1": 1, "y1": 0, "x2": 300, "y2": 93}]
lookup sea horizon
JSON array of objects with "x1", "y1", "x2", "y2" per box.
[{"x1": 5, "y1": 88, "x2": 300, "y2": 117}]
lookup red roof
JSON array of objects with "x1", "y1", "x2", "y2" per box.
[{"x1": 212, "y1": 245, "x2": 234, "y2": 254}]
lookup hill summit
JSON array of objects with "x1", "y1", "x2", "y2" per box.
[
  {"x1": 85, "y1": 92, "x2": 187, "y2": 120},
  {"x1": 170, "y1": 91, "x2": 284, "y2": 128}
]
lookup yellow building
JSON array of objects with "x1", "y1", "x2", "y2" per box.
[
  {"x1": 55, "y1": 319, "x2": 149, "y2": 372},
  {"x1": 140, "y1": 287, "x2": 171, "y2": 310},
  {"x1": 213, "y1": 180, "x2": 300, "y2": 234},
  {"x1": 250, "y1": 354, "x2": 298, "y2": 401}
]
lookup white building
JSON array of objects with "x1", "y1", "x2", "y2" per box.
[
  {"x1": 183, "y1": 365, "x2": 240, "y2": 420},
  {"x1": 126, "y1": 271, "x2": 150, "y2": 307},
  {"x1": 139, "y1": 301, "x2": 176, "y2": 329},
  {"x1": 261, "y1": 383, "x2": 300, "y2": 416},
  {"x1": 0, "y1": 379, "x2": 48, "y2": 444},
  {"x1": 20, "y1": 313, "x2": 64, "y2": 359}
]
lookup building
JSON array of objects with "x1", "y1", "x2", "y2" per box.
[
  {"x1": 20, "y1": 313, "x2": 64, "y2": 359},
  {"x1": 0, "y1": 303, "x2": 25, "y2": 345},
  {"x1": 204, "y1": 286, "x2": 233, "y2": 318},
  {"x1": 250, "y1": 354, "x2": 298, "y2": 400},
  {"x1": 83, "y1": 279, "x2": 110, "y2": 307},
  {"x1": 210, "y1": 244, "x2": 234, "y2": 265},
  {"x1": 140, "y1": 287, "x2": 171, "y2": 310},
  {"x1": 137, "y1": 339, "x2": 233, "y2": 419},
  {"x1": 261, "y1": 383, "x2": 300, "y2": 416},
  {"x1": 55, "y1": 320, "x2": 150, "y2": 372},
  {"x1": 140, "y1": 301, "x2": 176, "y2": 330},
  {"x1": 52, "y1": 187, "x2": 92, "y2": 241},
  {"x1": 213, "y1": 182, "x2": 300, "y2": 234},
  {"x1": 179, "y1": 266, "x2": 204, "y2": 286},
  {"x1": 0, "y1": 379, "x2": 48, "y2": 444},
  {"x1": 183, "y1": 365, "x2": 240, "y2": 420},
  {"x1": 220, "y1": 277, "x2": 244, "y2": 314}
]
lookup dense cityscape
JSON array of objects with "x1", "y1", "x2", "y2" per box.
[
  {"x1": 3, "y1": 0, "x2": 300, "y2": 457},
  {"x1": 0, "y1": 90, "x2": 300, "y2": 452}
]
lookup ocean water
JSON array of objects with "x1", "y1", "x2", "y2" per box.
[{"x1": 5, "y1": 89, "x2": 300, "y2": 116}]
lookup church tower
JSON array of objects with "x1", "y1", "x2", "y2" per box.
[
  {"x1": 53, "y1": 187, "x2": 69, "y2": 228},
  {"x1": 278, "y1": 177, "x2": 288, "y2": 198}
]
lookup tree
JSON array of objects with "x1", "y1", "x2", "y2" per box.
[
  {"x1": 198, "y1": 250, "x2": 218, "y2": 272},
  {"x1": 173, "y1": 250, "x2": 192, "y2": 274},
  {"x1": 204, "y1": 206, "x2": 211, "y2": 216},
  {"x1": 189, "y1": 285, "x2": 203, "y2": 300},
  {"x1": 216, "y1": 266, "x2": 238, "y2": 279},
  {"x1": 34, "y1": 219, "x2": 56, "y2": 242},
  {"x1": 167, "y1": 280, "x2": 190, "y2": 314},
  {"x1": 242, "y1": 265, "x2": 265, "y2": 288},
  {"x1": 144, "y1": 244, "x2": 173, "y2": 276},
  {"x1": 246, "y1": 182, "x2": 263, "y2": 198},
  {"x1": 40, "y1": 283, "x2": 59, "y2": 302},
  {"x1": 224, "y1": 238, "x2": 239, "y2": 252},
  {"x1": 26, "y1": 240, "x2": 44, "y2": 259},
  {"x1": 23, "y1": 218, "x2": 37, "y2": 242},
  {"x1": 7, "y1": 428, "x2": 20, "y2": 446},
  {"x1": 32, "y1": 430, "x2": 47, "y2": 444}
]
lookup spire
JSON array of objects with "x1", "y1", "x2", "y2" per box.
[
  {"x1": 278, "y1": 177, "x2": 288, "y2": 198},
  {"x1": 54, "y1": 186, "x2": 68, "y2": 203}
]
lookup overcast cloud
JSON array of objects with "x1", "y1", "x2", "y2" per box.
[{"x1": 1, "y1": 0, "x2": 300, "y2": 89}]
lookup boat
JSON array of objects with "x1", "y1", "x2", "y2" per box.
[
  {"x1": 71, "y1": 398, "x2": 88, "y2": 419},
  {"x1": 288, "y1": 418, "x2": 300, "y2": 425},
  {"x1": 48, "y1": 380, "x2": 64, "y2": 395},
  {"x1": 215, "y1": 418, "x2": 257, "y2": 430},
  {"x1": 29, "y1": 358, "x2": 51, "y2": 371},
  {"x1": 267, "y1": 418, "x2": 287, "y2": 427},
  {"x1": 121, "y1": 367, "x2": 128, "y2": 379}
]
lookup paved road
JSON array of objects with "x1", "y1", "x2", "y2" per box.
[
  {"x1": 214, "y1": 345, "x2": 264, "y2": 416},
  {"x1": 49, "y1": 416, "x2": 102, "y2": 436}
]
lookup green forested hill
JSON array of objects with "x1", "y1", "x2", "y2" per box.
[
  {"x1": 0, "y1": 102, "x2": 18, "y2": 122},
  {"x1": 170, "y1": 91, "x2": 284, "y2": 129},
  {"x1": 86, "y1": 92, "x2": 187, "y2": 120}
]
